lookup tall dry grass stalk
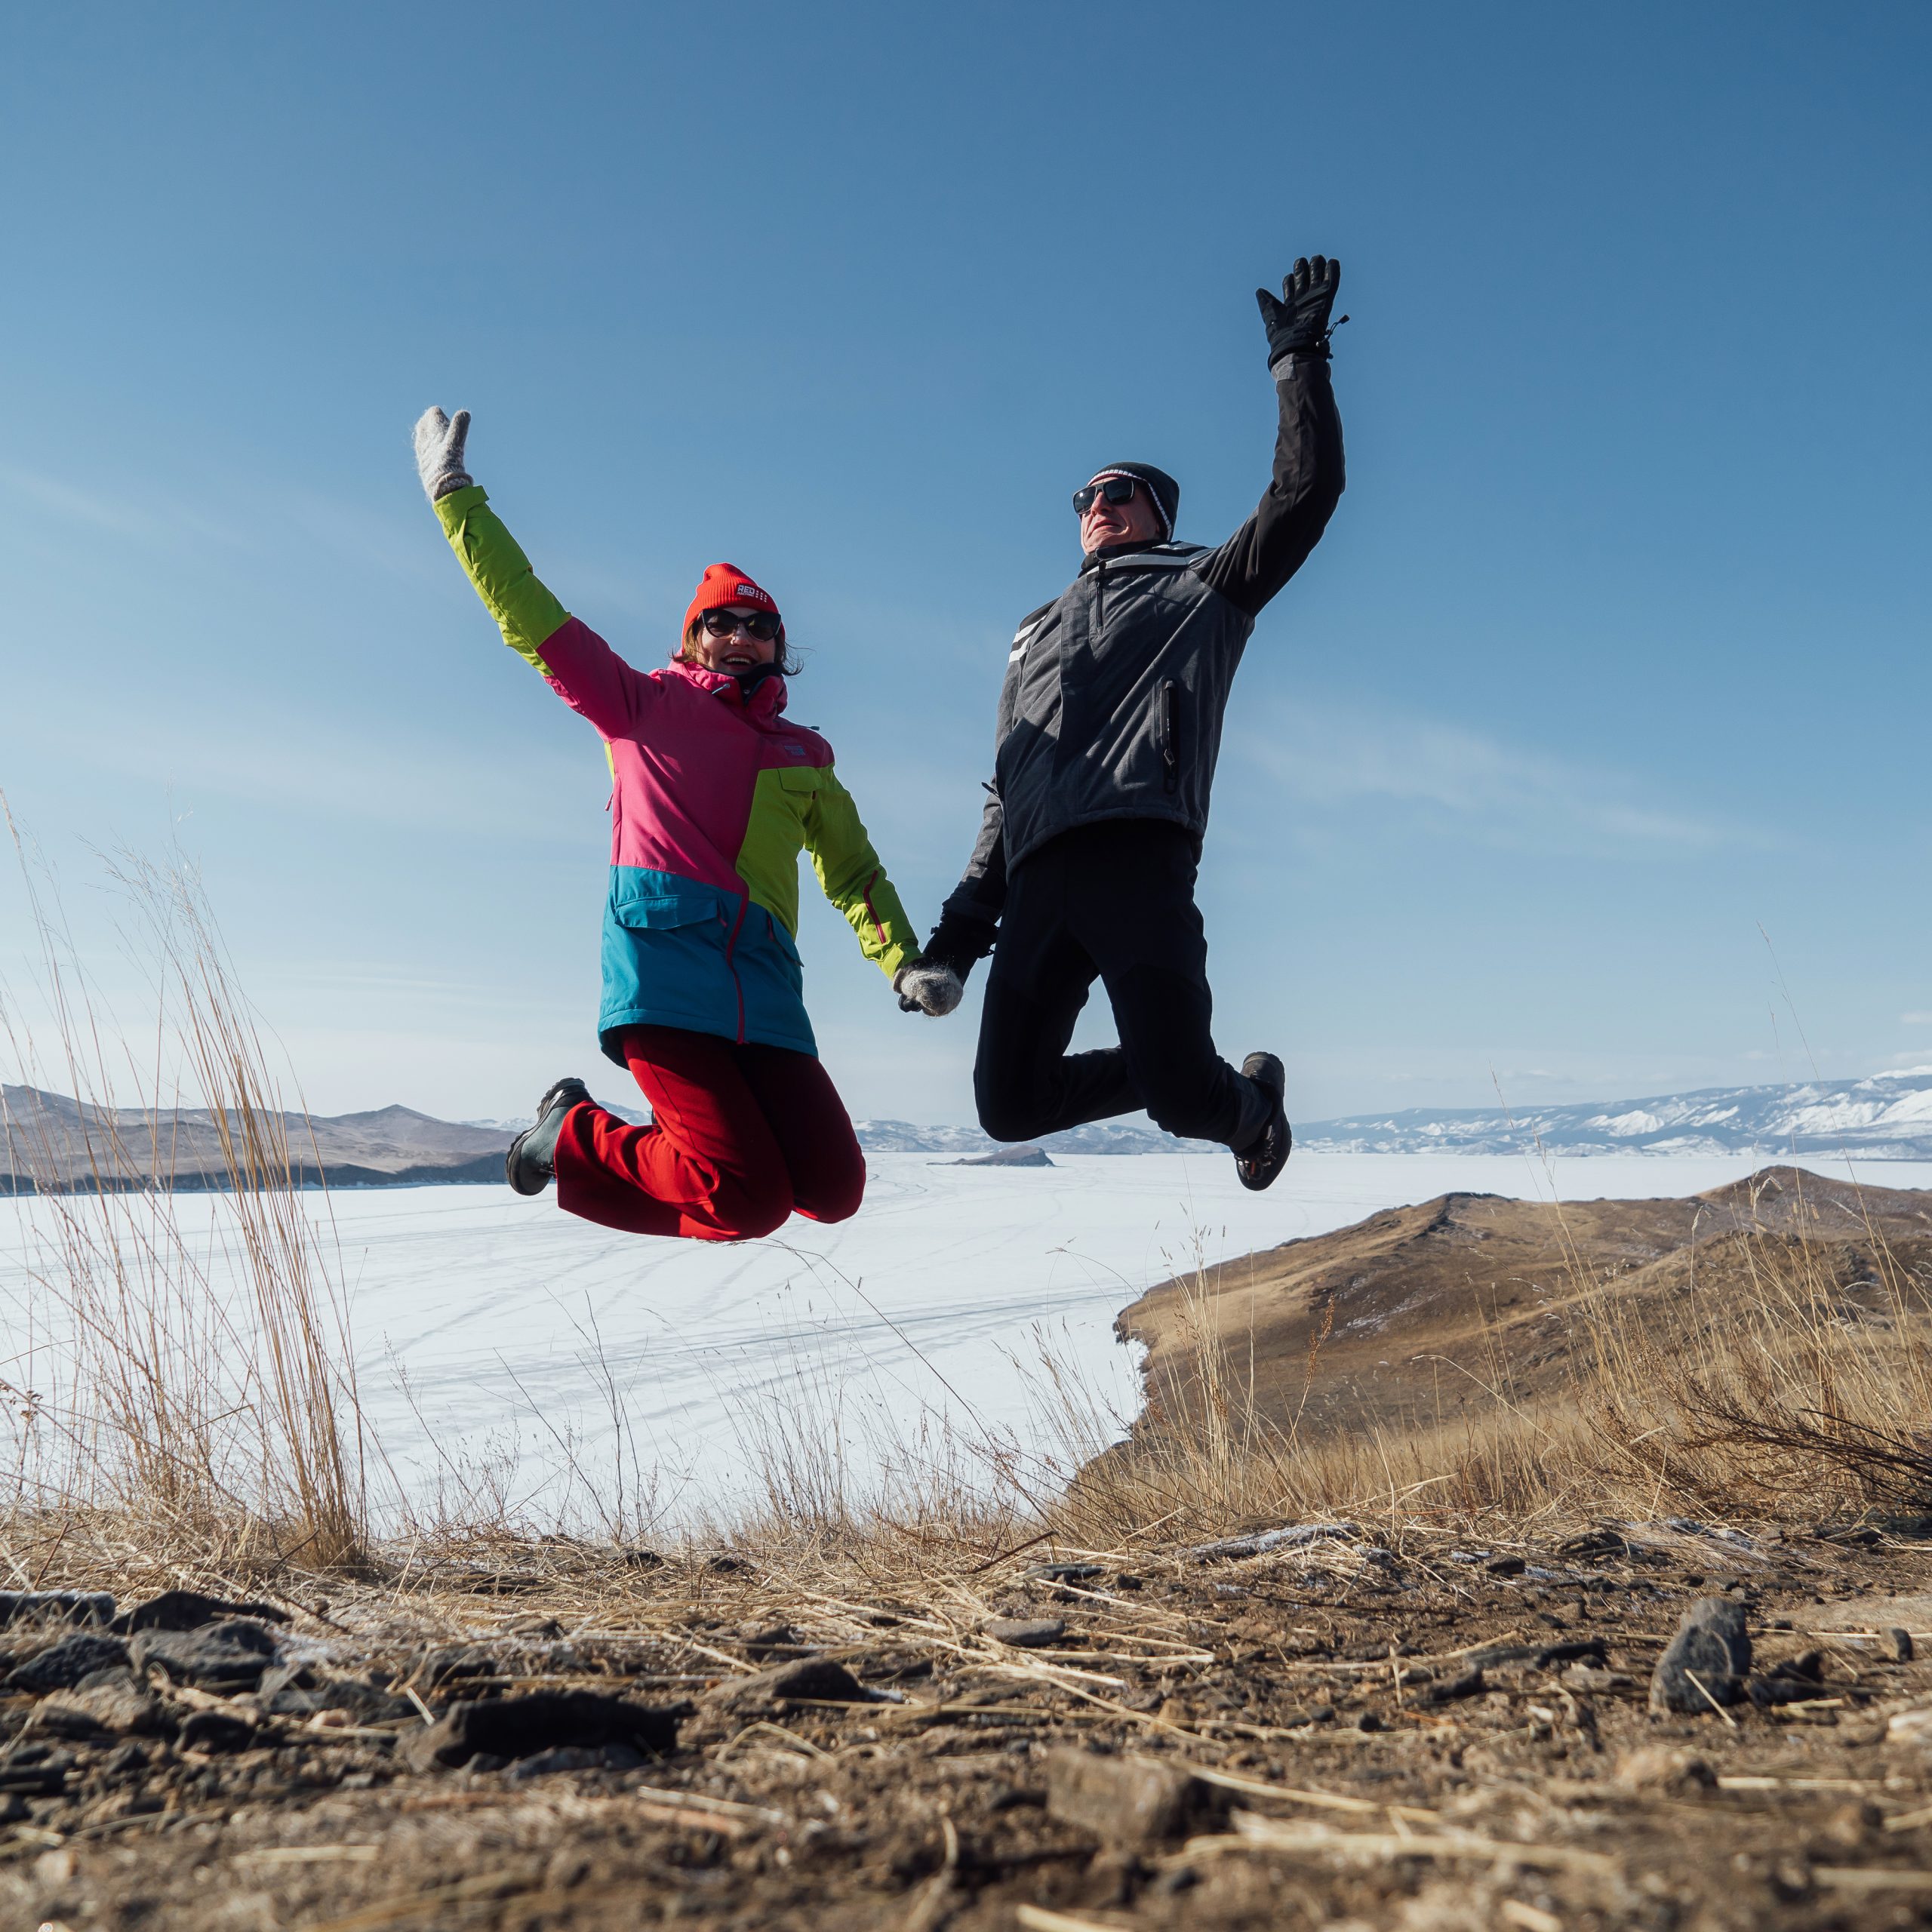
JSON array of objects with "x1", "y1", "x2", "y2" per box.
[{"x1": 0, "y1": 808, "x2": 368, "y2": 1569}]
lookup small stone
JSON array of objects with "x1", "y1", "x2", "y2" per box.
[
  {"x1": 1615, "y1": 1744, "x2": 1715, "y2": 1793},
  {"x1": 1649, "y1": 1597, "x2": 1752, "y2": 1714},
  {"x1": 1044, "y1": 1748, "x2": 1208, "y2": 1846},
  {"x1": 981, "y1": 1618, "x2": 1066, "y2": 1650},
  {"x1": 1426, "y1": 1669, "x2": 1486, "y2": 1705},
  {"x1": 178, "y1": 1709, "x2": 257, "y2": 1754},
  {"x1": 404, "y1": 1690, "x2": 681, "y2": 1771},
  {"x1": 4, "y1": 1633, "x2": 129, "y2": 1695},
  {"x1": 29, "y1": 1672, "x2": 166, "y2": 1738},
  {"x1": 1886, "y1": 1706, "x2": 1932, "y2": 1749},
  {"x1": 1484, "y1": 1555, "x2": 1527, "y2": 1577},
  {"x1": 740, "y1": 1623, "x2": 800, "y2": 1661},
  {"x1": 1887, "y1": 1627, "x2": 1915, "y2": 1663},
  {"x1": 506, "y1": 1742, "x2": 648, "y2": 1780},
  {"x1": 131, "y1": 1618, "x2": 278, "y2": 1692},
  {"x1": 110, "y1": 1589, "x2": 288, "y2": 1635},
  {"x1": 700, "y1": 1656, "x2": 869, "y2": 1712}
]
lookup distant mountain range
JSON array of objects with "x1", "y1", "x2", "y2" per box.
[
  {"x1": 9, "y1": 1068, "x2": 1929, "y2": 1195},
  {"x1": 1291, "y1": 1068, "x2": 1932, "y2": 1160},
  {"x1": 2, "y1": 1086, "x2": 511, "y2": 1194}
]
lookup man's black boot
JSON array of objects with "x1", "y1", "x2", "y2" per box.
[
  {"x1": 506, "y1": 1077, "x2": 592, "y2": 1196},
  {"x1": 1233, "y1": 1052, "x2": 1291, "y2": 1192}
]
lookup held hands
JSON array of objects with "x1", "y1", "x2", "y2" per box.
[
  {"x1": 413, "y1": 407, "x2": 473, "y2": 500},
  {"x1": 894, "y1": 958, "x2": 965, "y2": 1018},
  {"x1": 1256, "y1": 256, "x2": 1344, "y2": 368}
]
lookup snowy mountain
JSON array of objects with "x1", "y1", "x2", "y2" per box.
[
  {"x1": 1294, "y1": 1069, "x2": 1932, "y2": 1159},
  {"x1": 853, "y1": 1120, "x2": 1204, "y2": 1157}
]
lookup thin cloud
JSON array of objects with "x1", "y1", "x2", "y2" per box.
[
  {"x1": 0, "y1": 463, "x2": 246, "y2": 550},
  {"x1": 1235, "y1": 700, "x2": 1757, "y2": 855}
]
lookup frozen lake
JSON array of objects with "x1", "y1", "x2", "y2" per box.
[{"x1": 6, "y1": 1149, "x2": 1927, "y2": 1531}]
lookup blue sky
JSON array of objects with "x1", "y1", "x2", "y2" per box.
[{"x1": 2, "y1": 1, "x2": 1927, "y2": 1126}]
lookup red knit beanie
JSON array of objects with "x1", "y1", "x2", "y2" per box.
[{"x1": 680, "y1": 563, "x2": 783, "y2": 653}]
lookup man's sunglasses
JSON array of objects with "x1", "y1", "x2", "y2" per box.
[
  {"x1": 1072, "y1": 477, "x2": 1140, "y2": 515},
  {"x1": 701, "y1": 609, "x2": 782, "y2": 641}
]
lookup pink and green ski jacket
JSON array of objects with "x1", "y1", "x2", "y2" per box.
[{"x1": 433, "y1": 486, "x2": 920, "y2": 1064}]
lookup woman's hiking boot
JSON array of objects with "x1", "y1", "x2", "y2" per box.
[
  {"x1": 1233, "y1": 1051, "x2": 1291, "y2": 1192},
  {"x1": 506, "y1": 1077, "x2": 592, "y2": 1195}
]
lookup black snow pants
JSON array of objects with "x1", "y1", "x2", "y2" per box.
[{"x1": 973, "y1": 820, "x2": 1269, "y2": 1149}]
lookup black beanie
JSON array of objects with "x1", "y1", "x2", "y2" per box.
[{"x1": 1087, "y1": 462, "x2": 1179, "y2": 541}]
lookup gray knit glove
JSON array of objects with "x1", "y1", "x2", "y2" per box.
[
  {"x1": 412, "y1": 407, "x2": 473, "y2": 500},
  {"x1": 894, "y1": 958, "x2": 964, "y2": 1017}
]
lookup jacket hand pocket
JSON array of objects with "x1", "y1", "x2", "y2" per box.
[
  {"x1": 1158, "y1": 679, "x2": 1181, "y2": 794},
  {"x1": 608, "y1": 890, "x2": 725, "y2": 931}
]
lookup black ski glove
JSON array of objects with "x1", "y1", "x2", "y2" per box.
[{"x1": 1256, "y1": 256, "x2": 1343, "y2": 367}]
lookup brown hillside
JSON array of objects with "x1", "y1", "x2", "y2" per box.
[{"x1": 1116, "y1": 1164, "x2": 1932, "y2": 1441}]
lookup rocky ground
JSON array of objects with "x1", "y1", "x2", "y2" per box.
[{"x1": 5, "y1": 1515, "x2": 1932, "y2": 1930}]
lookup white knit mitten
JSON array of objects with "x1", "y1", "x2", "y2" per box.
[
  {"x1": 412, "y1": 407, "x2": 473, "y2": 500},
  {"x1": 894, "y1": 961, "x2": 964, "y2": 1017}
]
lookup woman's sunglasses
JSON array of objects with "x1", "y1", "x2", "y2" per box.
[
  {"x1": 701, "y1": 609, "x2": 782, "y2": 641},
  {"x1": 1071, "y1": 477, "x2": 1140, "y2": 515}
]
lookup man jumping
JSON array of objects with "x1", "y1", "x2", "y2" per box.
[{"x1": 896, "y1": 256, "x2": 1346, "y2": 1191}]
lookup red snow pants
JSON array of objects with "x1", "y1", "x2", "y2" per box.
[{"x1": 552, "y1": 1024, "x2": 866, "y2": 1242}]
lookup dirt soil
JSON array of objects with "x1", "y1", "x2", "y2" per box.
[
  {"x1": 5, "y1": 1518, "x2": 1932, "y2": 1930},
  {"x1": 1115, "y1": 1166, "x2": 1932, "y2": 1441}
]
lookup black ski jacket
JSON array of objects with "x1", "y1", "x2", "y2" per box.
[{"x1": 941, "y1": 354, "x2": 1343, "y2": 935}]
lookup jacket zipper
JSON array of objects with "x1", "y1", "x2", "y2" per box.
[
  {"x1": 1160, "y1": 679, "x2": 1180, "y2": 793},
  {"x1": 723, "y1": 895, "x2": 750, "y2": 1044}
]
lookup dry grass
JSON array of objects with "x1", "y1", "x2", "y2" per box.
[
  {"x1": 0, "y1": 807, "x2": 368, "y2": 1571},
  {"x1": 4, "y1": 811, "x2": 1930, "y2": 1595},
  {"x1": 1057, "y1": 1171, "x2": 1932, "y2": 1549}
]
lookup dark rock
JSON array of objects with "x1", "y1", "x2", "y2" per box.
[
  {"x1": 740, "y1": 1623, "x2": 801, "y2": 1662},
  {"x1": 506, "y1": 1742, "x2": 648, "y2": 1780},
  {"x1": 1044, "y1": 1748, "x2": 1214, "y2": 1846},
  {"x1": 29, "y1": 1671, "x2": 168, "y2": 1738},
  {"x1": 131, "y1": 1617, "x2": 279, "y2": 1692},
  {"x1": 403, "y1": 1690, "x2": 681, "y2": 1771},
  {"x1": 1535, "y1": 1638, "x2": 1608, "y2": 1669},
  {"x1": 1768, "y1": 1651, "x2": 1825, "y2": 1684},
  {"x1": 1112, "y1": 1574, "x2": 1144, "y2": 1592},
  {"x1": 260, "y1": 1672, "x2": 415, "y2": 1724},
  {"x1": 946, "y1": 1145, "x2": 1054, "y2": 1168},
  {"x1": 981, "y1": 1618, "x2": 1066, "y2": 1650},
  {"x1": 0, "y1": 1590, "x2": 115, "y2": 1629},
  {"x1": 5, "y1": 1632, "x2": 130, "y2": 1694},
  {"x1": 701, "y1": 1657, "x2": 870, "y2": 1712},
  {"x1": 706, "y1": 1555, "x2": 749, "y2": 1575},
  {"x1": 178, "y1": 1709, "x2": 258, "y2": 1753},
  {"x1": 1749, "y1": 1678, "x2": 1828, "y2": 1709},
  {"x1": 1888, "y1": 1627, "x2": 1916, "y2": 1663},
  {"x1": 1427, "y1": 1668, "x2": 1487, "y2": 1705},
  {"x1": 1022, "y1": 1563, "x2": 1104, "y2": 1584},
  {"x1": 620, "y1": 1548, "x2": 663, "y2": 1569},
  {"x1": 1484, "y1": 1555, "x2": 1527, "y2": 1577},
  {"x1": 417, "y1": 1644, "x2": 506, "y2": 1688},
  {"x1": 110, "y1": 1589, "x2": 288, "y2": 1635},
  {"x1": 0, "y1": 1743, "x2": 74, "y2": 1795},
  {"x1": 1650, "y1": 1598, "x2": 1752, "y2": 1714}
]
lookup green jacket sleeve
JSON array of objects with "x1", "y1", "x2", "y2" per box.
[
  {"x1": 432, "y1": 485, "x2": 571, "y2": 675},
  {"x1": 804, "y1": 768, "x2": 921, "y2": 980}
]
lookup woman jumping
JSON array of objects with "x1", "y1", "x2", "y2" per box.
[{"x1": 412, "y1": 408, "x2": 961, "y2": 1241}]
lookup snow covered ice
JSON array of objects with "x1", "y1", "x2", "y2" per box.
[{"x1": 7, "y1": 1150, "x2": 1928, "y2": 1528}]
